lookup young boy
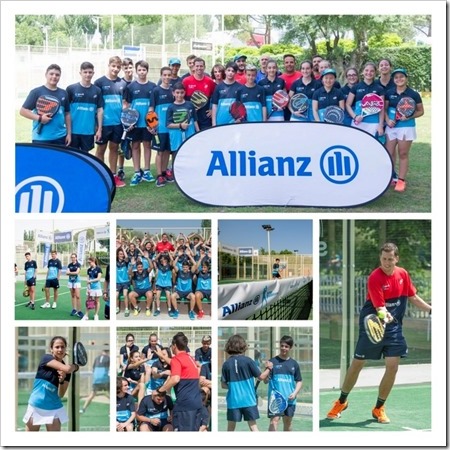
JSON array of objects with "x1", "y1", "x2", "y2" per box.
[
  {"x1": 149, "y1": 66, "x2": 174, "y2": 188},
  {"x1": 152, "y1": 253, "x2": 174, "y2": 318},
  {"x1": 236, "y1": 65, "x2": 267, "y2": 122},
  {"x1": 265, "y1": 336, "x2": 303, "y2": 432},
  {"x1": 194, "y1": 262, "x2": 211, "y2": 319},
  {"x1": 123, "y1": 60, "x2": 157, "y2": 186},
  {"x1": 42, "y1": 250, "x2": 62, "y2": 309},
  {"x1": 66, "y1": 61, "x2": 104, "y2": 152},
  {"x1": 136, "y1": 390, "x2": 174, "y2": 431},
  {"x1": 24, "y1": 252, "x2": 38, "y2": 310},
  {"x1": 221, "y1": 334, "x2": 272, "y2": 431},
  {"x1": 128, "y1": 261, "x2": 153, "y2": 317},
  {"x1": 172, "y1": 250, "x2": 197, "y2": 320}
]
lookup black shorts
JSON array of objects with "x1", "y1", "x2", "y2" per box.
[
  {"x1": 227, "y1": 405, "x2": 260, "y2": 422},
  {"x1": 26, "y1": 278, "x2": 36, "y2": 287},
  {"x1": 155, "y1": 285, "x2": 172, "y2": 292},
  {"x1": 133, "y1": 288, "x2": 152, "y2": 298},
  {"x1": 196, "y1": 290, "x2": 211, "y2": 299},
  {"x1": 45, "y1": 278, "x2": 60, "y2": 289},
  {"x1": 354, "y1": 330, "x2": 408, "y2": 360},
  {"x1": 71, "y1": 134, "x2": 95, "y2": 152},
  {"x1": 174, "y1": 290, "x2": 193, "y2": 299},
  {"x1": 104, "y1": 303, "x2": 110, "y2": 320},
  {"x1": 268, "y1": 403, "x2": 295, "y2": 418},
  {"x1": 117, "y1": 282, "x2": 131, "y2": 293},
  {"x1": 96, "y1": 124, "x2": 122, "y2": 145},
  {"x1": 152, "y1": 133, "x2": 171, "y2": 152},
  {"x1": 272, "y1": 273, "x2": 281, "y2": 279},
  {"x1": 173, "y1": 408, "x2": 203, "y2": 431},
  {"x1": 128, "y1": 127, "x2": 153, "y2": 142},
  {"x1": 140, "y1": 418, "x2": 169, "y2": 431}
]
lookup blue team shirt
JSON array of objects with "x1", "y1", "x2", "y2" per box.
[
  {"x1": 211, "y1": 81, "x2": 242, "y2": 125},
  {"x1": 236, "y1": 84, "x2": 266, "y2": 122},
  {"x1": 123, "y1": 80, "x2": 156, "y2": 128},
  {"x1": 150, "y1": 85, "x2": 174, "y2": 134},
  {"x1": 349, "y1": 81, "x2": 385, "y2": 124},
  {"x1": 67, "y1": 262, "x2": 81, "y2": 283},
  {"x1": 385, "y1": 87, "x2": 422, "y2": 128},
  {"x1": 87, "y1": 265, "x2": 102, "y2": 290},
  {"x1": 22, "y1": 86, "x2": 70, "y2": 141},
  {"x1": 137, "y1": 394, "x2": 173, "y2": 420},
  {"x1": 221, "y1": 355, "x2": 261, "y2": 409},
  {"x1": 47, "y1": 258, "x2": 62, "y2": 280},
  {"x1": 289, "y1": 78, "x2": 322, "y2": 122},
  {"x1": 166, "y1": 101, "x2": 197, "y2": 151},
  {"x1": 116, "y1": 394, "x2": 135, "y2": 422},
  {"x1": 25, "y1": 260, "x2": 37, "y2": 280},
  {"x1": 312, "y1": 86, "x2": 345, "y2": 122},
  {"x1": 92, "y1": 354, "x2": 110, "y2": 384},
  {"x1": 116, "y1": 260, "x2": 130, "y2": 283},
  {"x1": 258, "y1": 77, "x2": 286, "y2": 121},
  {"x1": 132, "y1": 269, "x2": 151, "y2": 291},
  {"x1": 94, "y1": 76, "x2": 127, "y2": 126},
  {"x1": 375, "y1": 76, "x2": 396, "y2": 93},
  {"x1": 268, "y1": 356, "x2": 302, "y2": 405},
  {"x1": 175, "y1": 270, "x2": 194, "y2": 292},
  {"x1": 66, "y1": 82, "x2": 103, "y2": 135},
  {"x1": 155, "y1": 262, "x2": 173, "y2": 288},
  {"x1": 149, "y1": 359, "x2": 168, "y2": 390},
  {"x1": 196, "y1": 271, "x2": 211, "y2": 291}
]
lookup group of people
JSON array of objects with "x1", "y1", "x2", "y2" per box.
[
  {"x1": 21, "y1": 250, "x2": 110, "y2": 320},
  {"x1": 20, "y1": 53, "x2": 423, "y2": 192},
  {"x1": 117, "y1": 332, "x2": 212, "y2": 432},
  {"x1": 116, "y1": 231, "x2": 211, "y2": 320}
]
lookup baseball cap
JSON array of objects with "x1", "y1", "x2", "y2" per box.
[
  {"x1": 391, "y1": 68, "x2": 408, "y2": 77},
  {"x1": 233, "y1": 54, "x2": 247, "y2": 62},
  {"x1": 169, "y1": 57, "x2": 181, "y2": 66},
  {"x1": 321, "y1": 68, "x2": 337, "y2": 78}
]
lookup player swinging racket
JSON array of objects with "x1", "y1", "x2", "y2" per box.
[
  {"x1": 312, "y1": 69, "x2": 345, "y2": 122},
  {"x1": 20, "y1": 64, "x2": 71, "y2": 146},
  {"x1": 264, "y1": 336, "x2": 303, "y2": 432},
  {"x1": 384, "y1": 68, "x2": 424, "y2": 193},
  {"x1": 326, "y1": 242, "x2": 432, "y2": 424},
  {"x1": 23, "y1": 336, "x2": 80, "y2": 432}
]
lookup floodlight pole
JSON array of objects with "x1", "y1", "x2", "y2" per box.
[{"x1": 262, "y1": 225, "x2": 274, "y2": 280}]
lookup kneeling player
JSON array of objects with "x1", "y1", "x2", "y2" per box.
[{"x1": 136, "y1": 390, "x2": 174, "y2": 431}]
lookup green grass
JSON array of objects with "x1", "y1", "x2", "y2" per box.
[
  {"x1": 16, "y1": 97, "x2": 431, "y2": 212},
  {"x1": 320, "y1": 383, "x2": 431, "y2": 431},
  {"x1": 15, "y1": 277, "x2": 108, "y2": 321}
]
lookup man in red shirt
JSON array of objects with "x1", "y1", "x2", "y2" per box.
[
  {"x1": 182, "y1": 57, "x2": 216, "y2": 130},
  {"x1": 156, "y1": 332, "x2": 203, "y2": 431},
  {"x1": 280, "y1": 54, "x2": 302, "y2": 92},
  {"x1": 233, "y1": 54, "x2": 247, "y2": 85},
  {"x1": 155, "y1": 233, "x2": 175, "y2": 254}
]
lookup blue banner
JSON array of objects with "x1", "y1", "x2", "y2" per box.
[
  {"x1": 43, "y1": 243, "x2": 51, "y2": 269},
  {"x1": 15, "y1": 143, "x2": 115, "y2": 213}
]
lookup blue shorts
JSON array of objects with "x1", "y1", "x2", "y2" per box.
[
  {"x1": 96, "y1": 124, "x2": 122, "y2": 145},
  {"x1": 140, "y1": 418, "x2": 169, "y2": 431},
  {"x1": 32, "y1": 137, "x2": 66, "y2": 146},
  {"x1": 354, "y1": 330, "x2": 408, "y2": 360},
  {"x1": 155, "y1": 285, "x2": 172, "y2": 292},
  {"x1": 128, "y1": 127, "x2": 152, "y2": 143},
  {"x1": 175, "y1": 290, "x2": 193, "y2": 299},
  {"x1": 45, "y1": 278, "x2": 59, "y2": 289},
  {"x1": 152, "y1": 133, "x2": 171, "y2": 152},
  {"x1": 117, "y1": 282, "x2": 131, "y2": 293},
  {"x1": 227, "y1": 405, "x2": 260, "y2": 422},
  {"x1": 133, "y1": 288, "x2": 152, "y2": 298},
  {"x1": 26, "y1": 278, "x2": 36, "y2": 287},
  {"x1": 71, "y1": 133, "x2": 95, "y2": 152},
  {"x1": 196, "y1": 290, "x2": 211, "y2": 299},
  {"x1": 268, "y1": 403, "x2": 295, "y2": 418},
  {"x1": 173, "y1": 408, "x2": 202, "y2": 431}
]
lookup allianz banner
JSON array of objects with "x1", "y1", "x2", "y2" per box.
[
  {"x1": 218, "y1": 276, "x2": 311, "y2": 320},
  {"x1": 174, "y1": 122, "x2": 392, "y2": 207},
  {"x1": 16, "y1": 143, "x2": 115, "y2": 213}
]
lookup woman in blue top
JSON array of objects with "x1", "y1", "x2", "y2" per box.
[
  {"x1": 67, "y1": 253, "x2": 83, "y2": 319},
  {"x1": 384, "y1": 68, "x2": 424, "y2": 192},
  {"x1": 340, "y1": 67, "x2": 360, "y2": 126},
  {"x1": 23, "y1": 336, "x2": 79, "y2": 431},
  {"x1": 312, "y1": 69, "x2": 345, "y2": 122}
]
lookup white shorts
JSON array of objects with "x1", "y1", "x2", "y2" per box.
[
  {"x1": 88, "y1": 289, "x2": 102, "y2": 298},
  {"x1": 23, "y1": 404, "x2": 68, "y2": 425},
  {"x1": 68, "y1": 282, "x2": 81, "y2": 289},
  {"x1": 351, "y1": 120, "x2": 379, "y2": 136},
  {"x1": 385, "y1": 126, "x2": 417, "y2": 141}
]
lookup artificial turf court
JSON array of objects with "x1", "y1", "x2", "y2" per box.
[
  {"x1": 320, "y1": 383, "x2": 431, "y2": 431},
  {"x1": 15, "y1": 277, "x2": 108, "y2": 320}
]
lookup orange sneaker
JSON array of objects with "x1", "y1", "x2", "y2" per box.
[
  {"x1": 372, "y1": 405, "x2": 390, "y2": 424},
  {"x1": 394, "y1": 179, "x2": 406, "y2": 192},
  {"x1": 326, "y1": 400, "x2": 348, "y2": 419}
]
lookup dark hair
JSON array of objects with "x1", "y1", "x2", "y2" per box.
[
  {"x1": 80, "y1": 61, "x2": 94, "y2": 71},
  {"x1": 129, "y1": 350, "x2": 140, "y2": 360},
  {"x1": 378, "y1": 58, "x2": 392, "y2": 68},
  {"x1": 380, "y1": 242, "x2": 399, "y2": 256},
  {"x1": 280, "y1": 335, "x2": 294, "y2": 348},
  {"x1": 172, "y1": 332, "x2": 188, "y2": 351},
  {"x1": 283, "y1": 54, "x2": 296, "y2": 61},
  {"x1": 50, "y1": 336, "x2": 67, "y2": 349},
  {"x1": 225, "y1": 334, "x2": 247, "y2": 355},
  {"x1": 122, "y1": 57, "x2": 133, "y2": 66},
  {"x1": 125, "y1": 333, "x2": 135, "y2": 342},
  {"x1": 312, "y1": 54, "x2": 323, "y2": 60},
  {"x1": 160, "y1": 66, "x2": 171, "y2": 75},
  {"x1": 211, "y1": 63, "x2": 225, "y2": 80},
  {"x1": 300, "y1": 60, "x2": 313, "y2": 69},
  {"x1": 135, "y1": 60, "x2": 149, "y2": 71},
  {"x1": 193, "y1": 57, "x2": 206, "y2": 66},
  {"x1": 225, "y1": 61, "x2": 238, "y2": 72},
  {"x1": 46, "y1": 64, "x2": 61, "y2": 74},
  {"x1": 186, "y1": 54, "x2": 197, "y2": 62},
  {"x1": 25, "y1": 252, "x2": 31, "y2": 256},
  {"x1": 172, "y1": 82, "x2": 185, "y2": 92},
  {"x1": 117, "y1": 376, "x2": 128, "y2": 394}
]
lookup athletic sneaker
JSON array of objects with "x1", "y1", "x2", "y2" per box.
[
  {"x1": 94, "y1": 314, "x2": 99, "y2": 321},
  {"x1": 30, "y1": 304, "x2": 35, "y2": 310},
  {"x1": 70, "y1": 308, "x2": 78, "y2": 316},
  {"x1": 141, "y1": 171, "x2": 155, "y2": 182},
  {"x1": 79, "y1": 408, "x2": 85, "y2": 414},
  {"x1": 77, "y1": 311, "x2": 84, "y2": 319},
  {"x1": 326, "y1": 400, "x2": 348, "y2": 419},
  {"x1": 82, "y1": 315, "x2": 89, "y2": 320},
  {"x1": 168, "y1": 309, "x2": 174, "y2": 318},
  {"x1": 124, "y1": 308, "x2": 130, "y2": 317},
  {"x1": 25, "y1": 301, "x2": 32, "y2": 308},
  {"x1": 117, "y1": 169, "x2": 125, "y2": 181},
  {"x1": 188, "y1": 310, "x2": 196, "y2": 320},
  {"x1": 172, "y1": 309, "x2": 179, "y2": 319},
  {"x1": 146, "y1": 308, "x2": 151, "y2": 317},
  {"x1": 156, "y1": 176, "x2": 166, "y2": 188},
  {"x1": 40, "y1": 302, "x2": 51, "y2": 309},
  {"x1": 130, "y1": 173, "x2": 142, "y2": 186},
  {"x1": 197, "y1": 310, "x2": 205, "y2": 319},
  {"x1": 116, "y1": 306, "x2": 120, "y2": 314},
  {"x1": 114, "y1": 175, "x2": 126, "y2": 188},
  {"x1": 133, "y1": 307, "x2": 141, "y2": 316},
  {"x1": 394, "y1": 179, "x2": 406, "y2": 192},
  {"x1": 153, "y1": 309, "x2": 161, "y2": 317},
  {"x1": 372, "y1": 406, "x2": 390, "y2": 423},
  {"x1": 51, "y1": 302, "x2": 57, "y2": 309},
  {"x1": 165, "y1": 169, "x2": 175, "y2": 183}
]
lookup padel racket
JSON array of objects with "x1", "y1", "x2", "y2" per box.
[
  {"x1": 395, "y1": 97, "x2": 416, "y2": 121},
  {"x1": 190, "y1": 90, "x2": 209, "y2": 111},
  {"x1": 86, "y1": 291, "x2": 97, "y2": 310},
  {"x1": 73, "y1": 341, "x2": 88, "y2": 366},
  {"x1": 23, "y1": 287, "x2": 30, "y2": 297},
  {"x1": 36, "y1": 95, "x2": 60, "y2": 134},
  {"x1": 268, "y1": 377, "x2": 288, "y2": 415},
  {"x1": 173, "y1": 108, "x2": 190, "y2": 142},
  {"x1": 363, "y1": 314, "x2": 386, "y2": 344},
  {"x1": 120, "y1": 108, "x2": 139, "y2": 140},
  {"x1": 268, "y1": 90, "x2": 289, "y2": 119},
  {"x1": 324, "y1": 105, "x2": 344, "y2": 124},
  {"x1": 146, "y1": 110, "x2": 160, "y2": 145},
  {"x1": 229, "y1": 100, "x2": 247, "y2": 122},
  {"x1": 289, "y1": 93, "x2": 309, "y2": 117},
  {"x1": 356, "y1": 93, "x2": 384, "y2": 123}
]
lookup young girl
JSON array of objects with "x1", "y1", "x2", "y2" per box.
[
  {"x1": 124, "y1": 350, "x2": 149, "y2": 407},
  {"x1": 341, "y1": 67, "x2": 360, "y2": 126},
  {"x1": 83, "y1": 257, "x2": 102, "y2": 320},
  {"x1": 312, "y1": 69, "x2": 345, "y2": 122},
  {"x1": 258, "y1": 59, "x2": 286, "y2": 122},
  {"x1": 66, "y1": 253, "x2": 83, "y2": 318},
  {"x1": 23, "y1": 336, "x2": 79, "y2": 431},
  {"x1": 384, "y1": 68, "x2": 424, "y2": 192}
]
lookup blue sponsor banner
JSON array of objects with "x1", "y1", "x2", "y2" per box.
[
  {"x1": 43, "y1": 243, "x2": 51, "y2": 269},
  {"x1": 239, "y1": 247, "x2": 253, "y2": 256},
  {"x1": 15, "y1": 143, "x2": 115, "y2": 212},
  {"x1": 54, "y1": 231, "x2": 72, "y2": 243}
]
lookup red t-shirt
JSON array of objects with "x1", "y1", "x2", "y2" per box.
[
  {"x1": 171, "y1": 351, "x2": 202, "y2": 411},
  {"x1": 235, "y1": 72, "x2": 247, "y2": 85},
  {"x1": 155, "y1": 241, "x2": 175, "y2": 253},
  {"x1": 280, "y1": 71, "x2": 302, "y2": 92},
  {"x1": 182, "y1": 75, "x2": 216, "y2": 98}
]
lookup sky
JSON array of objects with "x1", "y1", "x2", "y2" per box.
[{"x1": 219, "y1": 219, "x2": 312, "y2": 253}]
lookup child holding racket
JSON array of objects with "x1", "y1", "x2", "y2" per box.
[
  {"x1": 326, "y1": 242, "x2": 431, "y2": 424},
  {"x1": 312, "y1": 69, "x2": 345, "y2": 122},
  {"x1": 221, "y1": 334, "x2": 272, "y2": 432},
  {"x1": 384, "y1": 68, "x2": 424, "y2": 192},
  {"x1": 23, "y1": 336, "x2": 80, "y2": 431},
  {"x1": 235, "y1": 65, "x2": 267, "y2": 122},
  {"x1": 341, "y1": 67, "x2": 360, "y2": 126},
  {"x1": 258, "y1": 59, "x2": 287, "y2": 122},
  {"x1": 20, "y1": 63, "x2": 71, "y2": 146},
  {"x1": 265, "y1": 336, "x2": 303, "y2": 432}
]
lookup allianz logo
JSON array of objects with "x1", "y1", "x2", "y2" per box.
[{"x1": 16, "y1": 176, "x2": 65, "y2": 213}]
